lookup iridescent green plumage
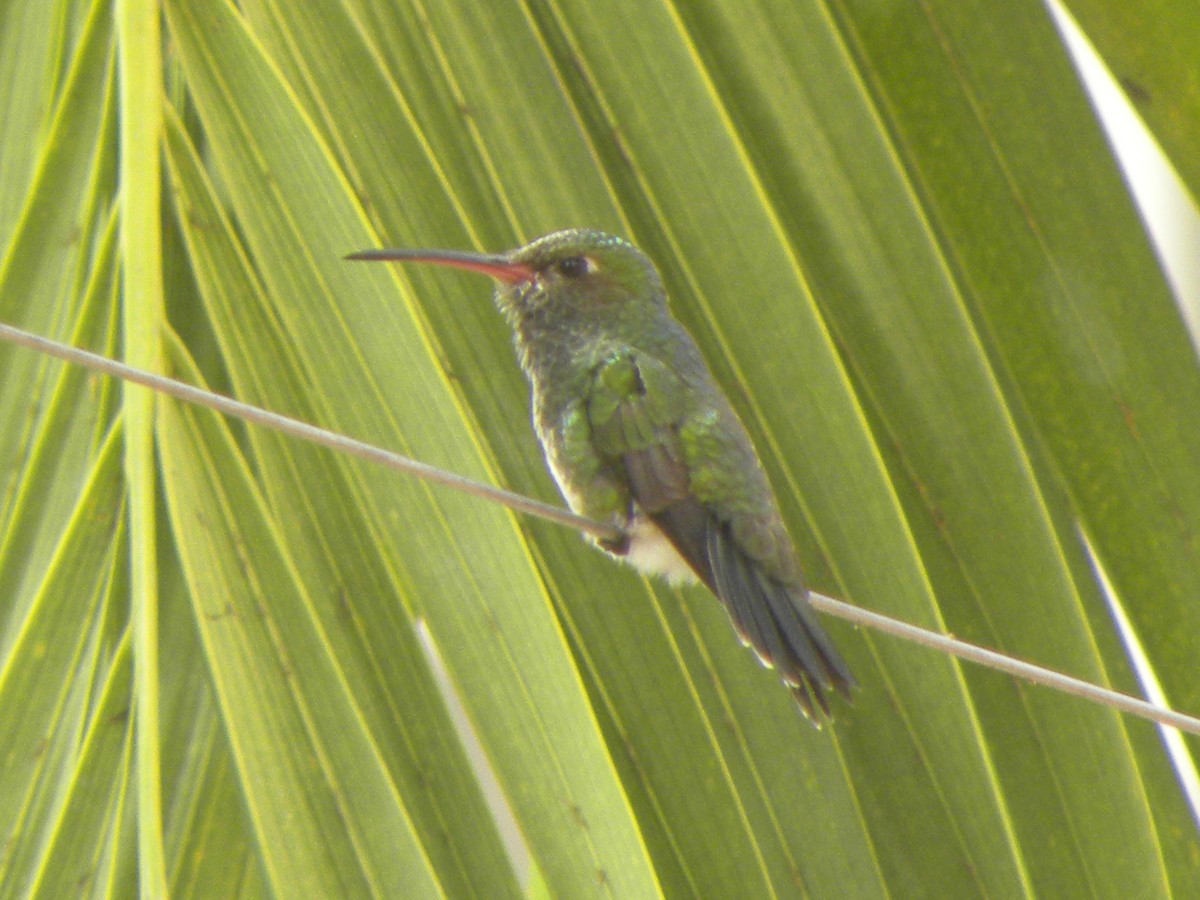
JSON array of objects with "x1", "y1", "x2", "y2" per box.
[{"x1": 350, "y1": 229, "x2": 855, "y2": 720}]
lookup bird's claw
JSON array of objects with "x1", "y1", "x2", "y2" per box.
[{"x1": 598, "y1": 531, "x2": 631, "y2": 556}]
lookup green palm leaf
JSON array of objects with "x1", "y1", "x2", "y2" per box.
[{"x1": 2, "y1": 0, "x2": 1197, "y2": 895}]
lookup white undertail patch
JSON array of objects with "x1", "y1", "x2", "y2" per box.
[{"x1": 623, "y1": 515, "x2": 697, "y2": 585}]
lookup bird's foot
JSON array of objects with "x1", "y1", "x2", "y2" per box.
[{"x1": 598, "y1": 531, "x2": 631, "y2": 557}]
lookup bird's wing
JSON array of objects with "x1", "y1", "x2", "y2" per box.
[
  {"x1": 586, "y1": 352, "x2": 712, "y2": 580},
  {"x1": 586, "y1": 351, "x2": 855, "y2": 719}
]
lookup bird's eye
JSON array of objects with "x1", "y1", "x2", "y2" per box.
[{"x1": 556, "y1": 256, "x2": 593, "y2": 278}]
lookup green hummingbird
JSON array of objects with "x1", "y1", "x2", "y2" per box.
[{"x1": 349, "y1": 229, "x2": 855, "y2": 719}]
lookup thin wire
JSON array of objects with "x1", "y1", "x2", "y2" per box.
[
  {"x1": 0, "y1": 321, "x2": 621, "y2": 543},
  {"x1": 3, "y1": 319, "x2": 1198, "y2": 736},
  {"x1": 808, "y1": 592, "x2": 1200, "y2": 734}
]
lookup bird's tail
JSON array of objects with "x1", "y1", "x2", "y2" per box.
[{"x1": 706, "y1": 521, "x2": 856, "y2": 722}]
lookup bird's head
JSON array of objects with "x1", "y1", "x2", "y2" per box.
[{"x1": 348, "y1": 229, "x2": 666, "y2": 334}]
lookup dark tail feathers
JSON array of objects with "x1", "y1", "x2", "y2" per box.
[{"x1": 705, "y1": 519, "x2": 856, "y2": 722}]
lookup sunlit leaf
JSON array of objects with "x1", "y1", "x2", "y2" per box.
[{"x1": 1, "y1": 0, "x2": 1198, "y2": 895}]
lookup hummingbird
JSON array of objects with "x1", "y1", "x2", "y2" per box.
[{"x1": 348, "y1": 229, "x2": 855, "y2": 720}]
